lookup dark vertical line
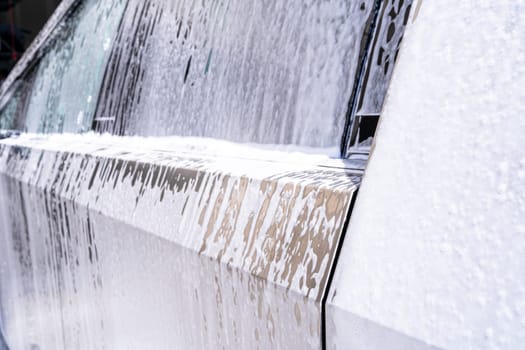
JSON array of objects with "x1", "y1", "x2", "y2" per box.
[
  {"x1": 340, "y1": 0, "x2": 383, "y2": 157},
  {"x1": 183, "y1": 56, "x2": 192, "y2": 84},
  {"x1": 321, "y1": 189, "x2": 359, "y2": 350}
]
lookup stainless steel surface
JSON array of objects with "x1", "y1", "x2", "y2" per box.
[
  {"x1": 0, "y1": 134, "x2": 360, "y2": 349},
  {"x1": 327, "y1": 1, "x2": 525, "y2": 348}
]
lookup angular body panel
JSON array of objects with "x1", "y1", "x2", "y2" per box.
[
  {"x1": 0, "y1": 135, "x2": 360, "y2": 349},
  {"x1": 327, "y1": 1, "x2": 525, "y2": 349}
]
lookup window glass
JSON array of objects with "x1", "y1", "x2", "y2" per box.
[
  {"x1": 0, "y1": 93, "x2": 18, "y2": 130},
  {"x1": 0, "y1": 0, "x2": 127, "y2": 133},
  {"x1": 95, "y1": 0, "x2": 375, "y2": 148},
  {"x1": 0, "y1": 82, "x2": 24, "y2": 130}
]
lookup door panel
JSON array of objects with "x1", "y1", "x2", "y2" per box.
[{"x1": 0, "y1": 134, "x2": 361, "y2": 349}]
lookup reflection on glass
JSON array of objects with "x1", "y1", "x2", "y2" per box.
[{"x1": 0, "y1": 0, "x2": 127, "y2": 133}]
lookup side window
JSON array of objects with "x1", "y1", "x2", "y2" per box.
[
  {"x1": 0, "y1": 0, "x2": 127, "y2": 133},
  {"x1": 0, "y1": 0, "x2": 412, "y2": 158},
  {"x1": 94, "y1": 0, "x2": 377, "y2": 149}
]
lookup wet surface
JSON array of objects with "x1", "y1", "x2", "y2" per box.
[
  {"x1": 93, "y1": 0, "x2": 376, "y2": 148},
  {"x1": 0, "y1": 135, "x2": 360, "y2": 349},
  {"x1": 0, "y1": 1, "x2": 417, "y2": 348},
  {"x1": 327, "y1": 1, "x2": 525, "y2": 348}
]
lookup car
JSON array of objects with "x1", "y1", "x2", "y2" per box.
[
  {"x1": 0, "y1": 0, "x2": 410, "y2": 348},
  {"x1": 2, "y1": 0, "x2": 524, "y2": 349}
]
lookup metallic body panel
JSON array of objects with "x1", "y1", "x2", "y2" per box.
[
  {"x1": 0, "y1": 134, "x2": 360, "y2": 349},
  {"x1": 327, "y1": 1, "x2": 525, "y2": 349}
]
